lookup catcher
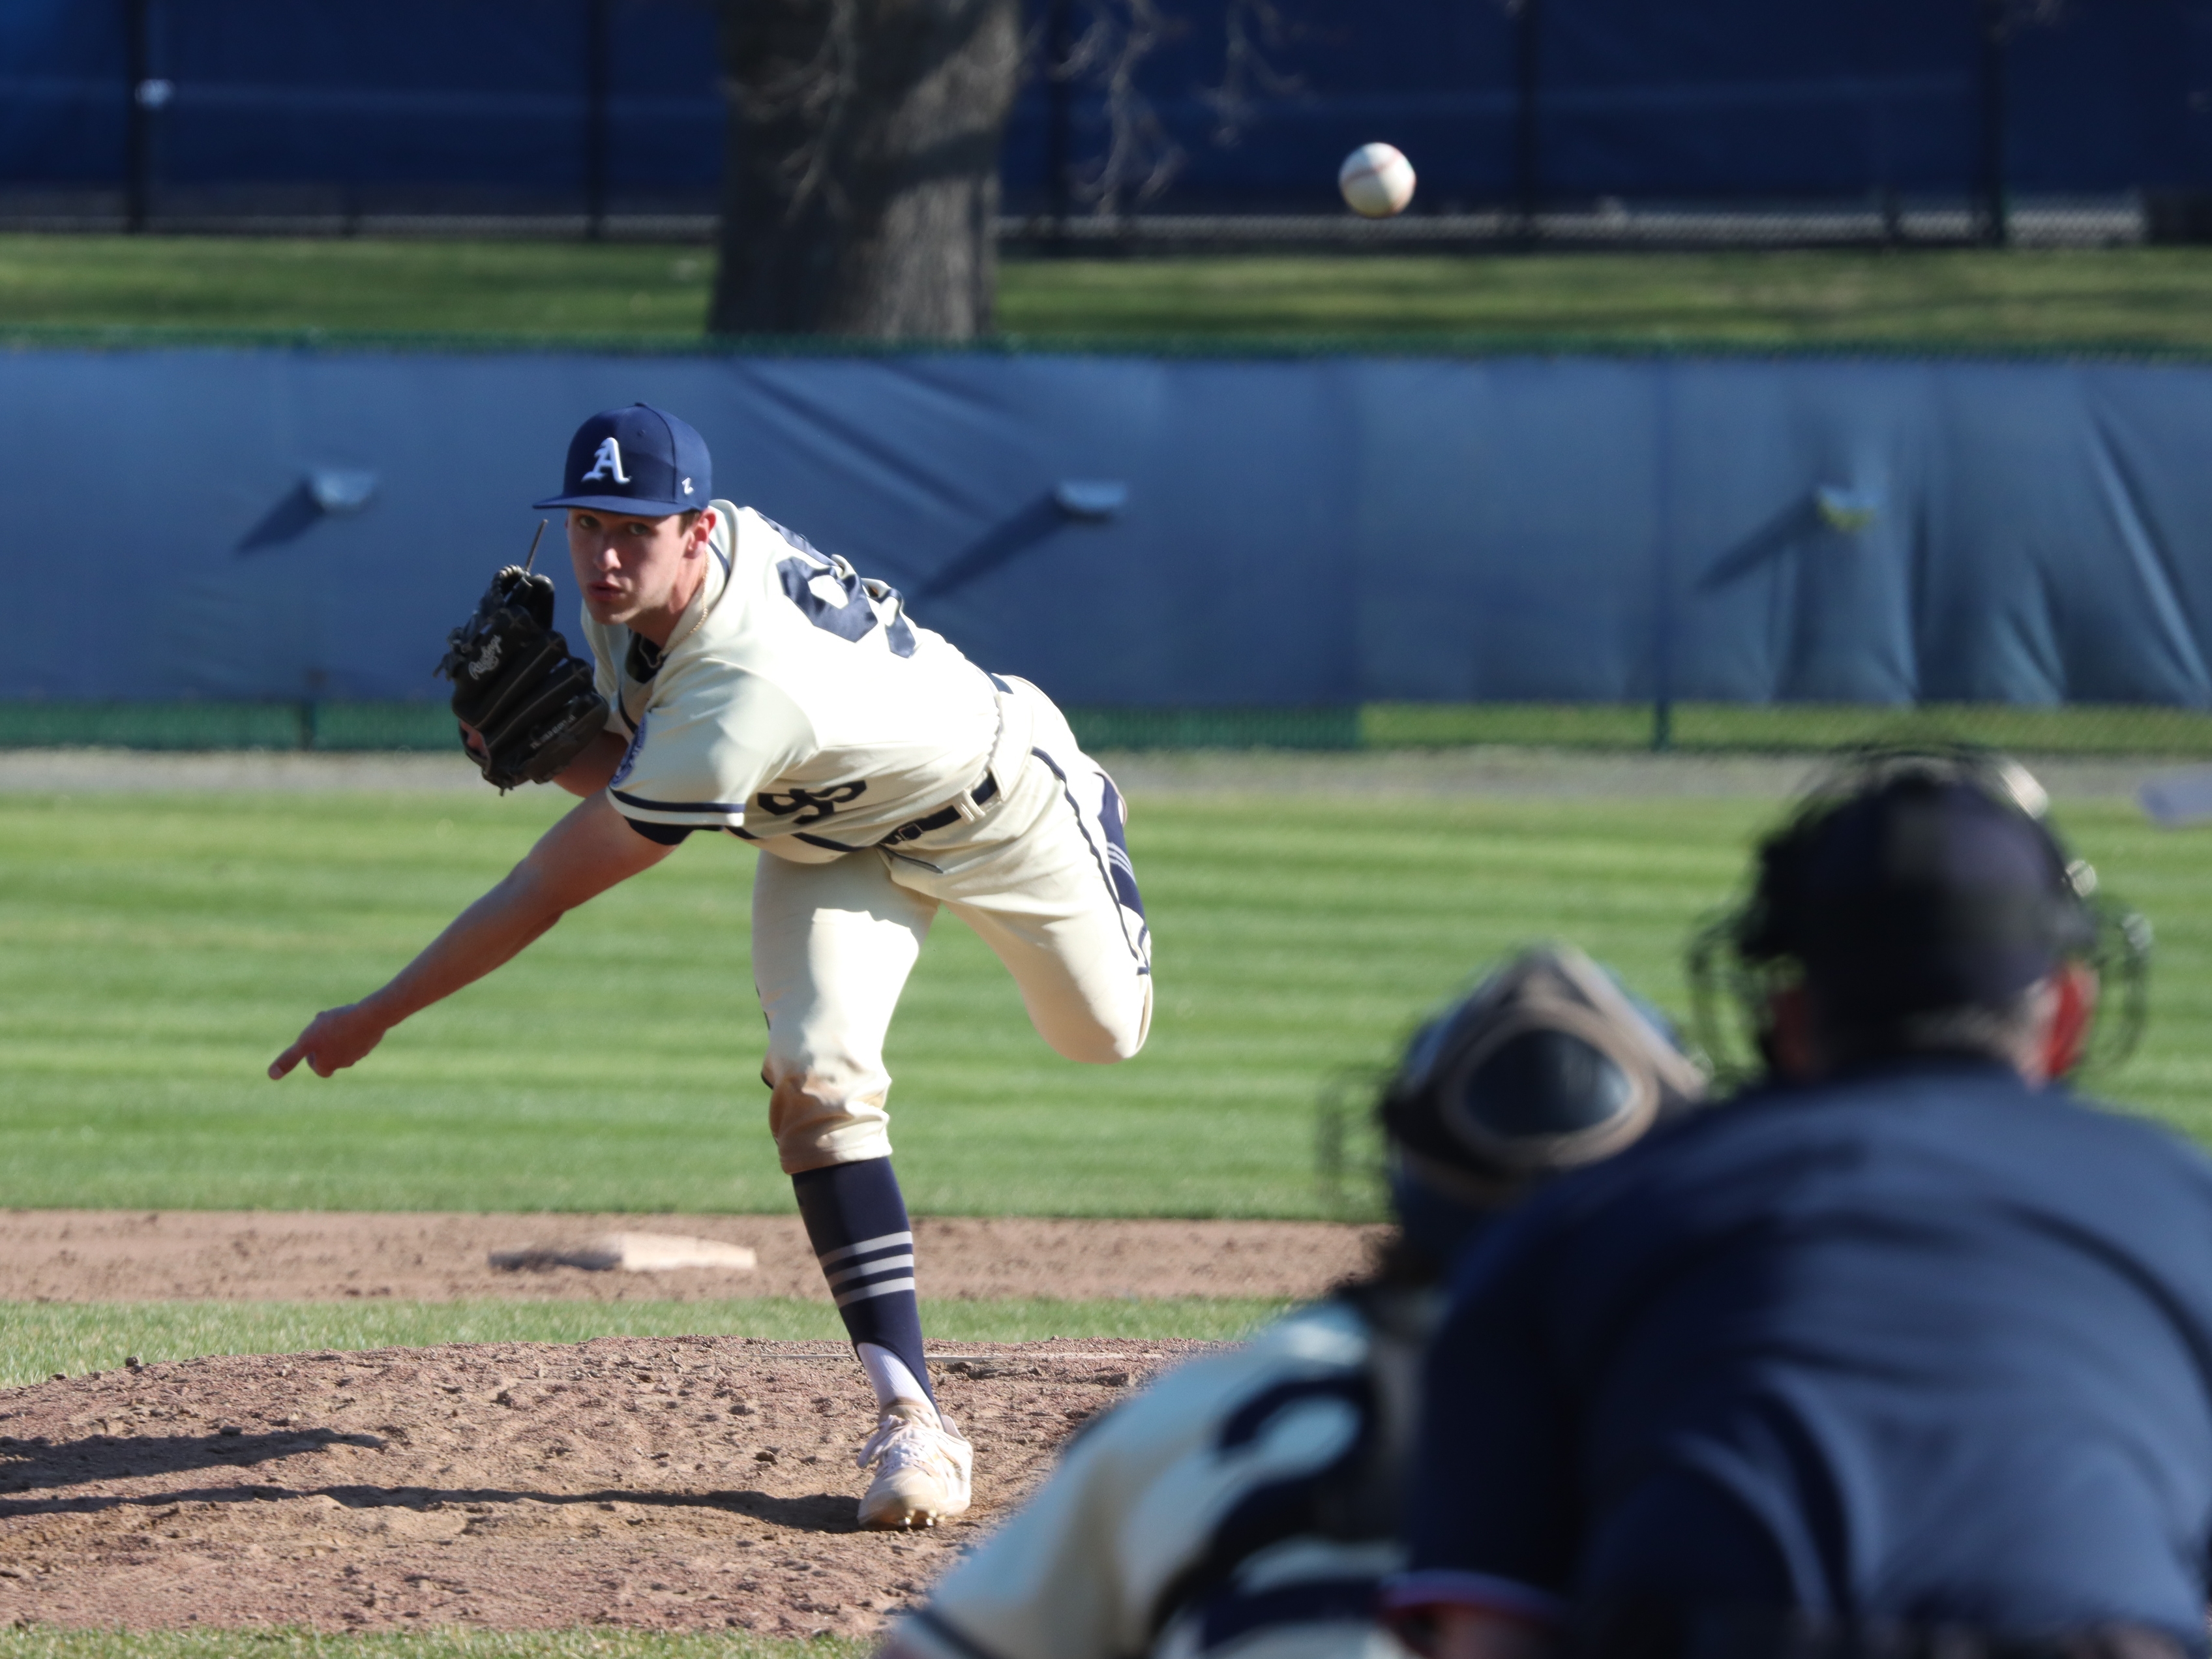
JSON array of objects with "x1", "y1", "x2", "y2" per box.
[
  {"x1": 1386, "y1": 748, "x2": 2212, "y2": 1659},
  {"x1": 271, "y1": 402, "x2": 1152, "y2": 1530},
  {"x1": 882, "y1": 944, "x2": 1706, "y2": 1659}
]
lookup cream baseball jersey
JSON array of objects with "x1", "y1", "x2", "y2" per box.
[
  {"x1": 580, "y1": 501, "x2": 1003, "y2": 860},
  {"x1": 891, "y1": 1297, "x2": 1422, "y2": 1659}
]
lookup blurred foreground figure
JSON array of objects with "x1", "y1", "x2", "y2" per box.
[
  {"x1": 882, "y1": 944, "x2": 1704, "y2": 1659},
  {"x1": 1384, "y1": 747, "x2": 2212, "y2": 1659}
]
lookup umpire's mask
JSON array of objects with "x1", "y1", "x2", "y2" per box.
[
  {"x1": 1688, "y1": 742, "x2": 2149, "y2": 1083},
  {"x1": 1381, "y1": 944, "x2": 1707, "y2": 1265}
]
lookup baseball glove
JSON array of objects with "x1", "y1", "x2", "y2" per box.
[{"x1": 436, "y1": 565, "x2": 610, "y2": 792}]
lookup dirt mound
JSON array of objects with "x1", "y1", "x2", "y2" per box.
[
  {"x1": 0, "y1": 1212, "x2": 1380, "y2": 1304},
  {"x1": 0, "y1": 1336, "x2": 1201, "y2": 1636}
]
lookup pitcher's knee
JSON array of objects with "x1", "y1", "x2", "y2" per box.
[
  {"x1": 766, "y1": 1070, "x2": 893, "y2": 1174},
  {"x1": 1044, "y1": 977, "x2": 1152, "y2": 1064}
]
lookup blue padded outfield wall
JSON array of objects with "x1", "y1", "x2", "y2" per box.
[{"x1": 5, "y1": 348, "x2": 2212, "y2": 710}]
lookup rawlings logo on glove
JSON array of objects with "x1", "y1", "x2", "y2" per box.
[{"x1": 436, "y1": 553, "x2": 610, "y2": 793}]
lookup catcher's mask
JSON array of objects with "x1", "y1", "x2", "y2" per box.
[
  {"x1": 1689, "y1": 742, "x2": 2151, "y2": 1085},
  {"x1": 1381, "y1": 944, "x2": 1708, "y2": 1261}
]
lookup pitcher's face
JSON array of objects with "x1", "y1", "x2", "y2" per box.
[{"x1": 566, "y1": 507, "x2": 713, "y2": 633}]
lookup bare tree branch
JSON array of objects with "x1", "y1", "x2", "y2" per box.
[
  {"x1": 1201, "y1": 0, "x2": 1302, "y2": 148},
  {"x1": 1074, "y1": 0, "x2": 1183, "y2": 213}
]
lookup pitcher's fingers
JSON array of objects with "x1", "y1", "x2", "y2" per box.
[{"x1": 269, "y1": 1038, "x2": 310, "y2": 1080}]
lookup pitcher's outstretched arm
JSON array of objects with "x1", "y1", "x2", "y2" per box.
[{"x1": 269, "y1": 791, "x2": 672, "y2": 1080}]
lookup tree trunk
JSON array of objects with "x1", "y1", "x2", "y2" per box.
[{"x1": 711, "y1": 0, "x2": 1021, "y2": 338}]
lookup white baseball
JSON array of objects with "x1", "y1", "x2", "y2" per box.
[{"x1": 1338, "y1": 143, "x2": 1416, "y2": 218}]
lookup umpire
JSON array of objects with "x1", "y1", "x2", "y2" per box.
[{"x1": 1383, "y1": 747, "x2": 2212, "y2": 1659}]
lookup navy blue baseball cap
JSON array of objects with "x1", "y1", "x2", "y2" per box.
[{"x1": 533, "y1": 404, "x2": 711, "y2": 516}]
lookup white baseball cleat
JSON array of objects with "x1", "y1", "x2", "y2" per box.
[{"x1": 856, "y1": 1397, "x2": 972, "y2": 1531}]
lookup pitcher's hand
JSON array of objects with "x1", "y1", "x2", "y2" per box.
[{"x1": 269, "y1": 1002, "x2": 391, "y2": 1079}]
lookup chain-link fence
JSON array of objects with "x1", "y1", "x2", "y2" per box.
[
  {"x1": 997, "y1": 200, "x2": 2160, "y2": 257},
  {"x1": 4, "y1": 0, "x2": 2205, "y2": 250}
]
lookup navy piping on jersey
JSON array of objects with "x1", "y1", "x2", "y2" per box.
[
  {"x1": 610, "y1": 788, "x2": 750, "y2": 815},
  {"x1": 795, "y1": 830, "x2": 869, "y2": 853},
  {"x1": 904, "y1": 1608, "x2": 1008, "y2": 1659},
  {"x1": 1146, "y1": 1371, "x2": 1377, "y2": 1641},
  {"x1": 1219, "y1": 1375, "x2": 1371, "y2": 1451},
  {"x1": 1095, "y1": 774, "x2": 1146, "y2": 919},
  {"x1": 1028, "y1": 746, "x2": 1150, "y2": 974}
]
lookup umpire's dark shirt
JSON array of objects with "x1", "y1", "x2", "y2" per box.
[{"x1": 1397, "y1": 1059, "x2": 2212, "y2": 1649}]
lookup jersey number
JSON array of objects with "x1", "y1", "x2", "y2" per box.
[{"x1": 767, "y1": 519, "x2": 918, "y2": 658}]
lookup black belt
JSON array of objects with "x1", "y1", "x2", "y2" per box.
[
  {"x1": 1577, "y1": 1604, "x2": 2184, "y2": 1659},
  {"x1": 878, "y1": 772, "x2": 998, "y2": 846}
]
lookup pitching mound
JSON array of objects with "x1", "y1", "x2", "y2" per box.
[
  {"x1": 0, "y1": 1212, "x2": 1378, "y2": 1304},
  {"x1": 0, "y1": 1336, "x2": 1200, "y2": 1637}
]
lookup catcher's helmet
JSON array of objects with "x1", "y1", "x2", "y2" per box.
[
  {"x1": 1690, "y1": 742, "x2": 2149, "y2": 1081},
  {"x1": 1381, "y1": 944, "x2": 1707, "y2": 1259}
]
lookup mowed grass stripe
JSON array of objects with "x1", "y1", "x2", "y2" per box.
[
  {"x1": 998, "y1": 249, "x2": 2212, "y2": 350},
  {"x1": 0, "y1": 1300, "x2": 1286, "y2": 1389},
  {"x1": 8, "y1": 234, "x2": 2212, "y2": 351},
  {"x1": 2, "y1": 790, "x2": 2207, "y2": 1218}
]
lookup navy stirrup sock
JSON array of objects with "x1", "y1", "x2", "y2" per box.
[{"x1": 792, "y1": 1157, "x2": 935, "y2": 1412}]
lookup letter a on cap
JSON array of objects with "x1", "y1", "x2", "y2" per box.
[
  {"x1": 535, "y1": 402, "x2": 709, "y2": 515},
  {"x1": 581, "y1": 438, "x2": 631, "y2": 485}
]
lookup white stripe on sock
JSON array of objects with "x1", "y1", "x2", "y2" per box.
[
  {"x1": 826, "y1": 1253, "x2": 916, "y2": 1289},
  {"x1": 833, "y1": 1276, "x2": 918, "y2": 1308},
  {"x1": 816, "y1": 1229, "x2": 913, "y2": 1267}
]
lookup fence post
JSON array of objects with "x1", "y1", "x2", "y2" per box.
[
  {"x1": 124, "y1": 0, "x2": 154, "y2": 232},
  {"x1": 300, "y1": 668, "x2": 329, "y2": 751},
  {"x1": 1975, "y1": 0, "x2": 2009, "y2": 247},
  {"x1": 584, "y1": 0, "x2": 612, "y2": 238},
  {"x1": 1514, "y1": 0, "x2": 1542, "y2": 243},
  {"x1": 1650, "y1": 363, "x2": 1676, "y2": 753}
]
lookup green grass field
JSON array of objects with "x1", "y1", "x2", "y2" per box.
[
  {"x1": 1001, "y1": 248, "x2": 2212, "y2": 351},
  {"x1": 2, "y1": 786, "x2": 1746, "y2": 1217},
  {"x1": 3, "y1": 233, "x2": 2211, "y2": 350},
  {"x1": 8, "y1": 701, "x2": 2212, "y2": 758},
  {"x1": 22, "y1": 224, "x2": 2209, "y2": 1659},
  {"x1": 5, "y1": 784, "x2": 2211, "y2": 1221},
  {"x1": 0, "y1": 1298, "x2": 1286, "y2": 1390},
  {"x1": 4, "y1": 778, "x2": 2210, "y2": 1656}
]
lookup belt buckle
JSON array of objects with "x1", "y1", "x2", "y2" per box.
[{"x1": 884, "y1": 770, "x2": 996, "y2": 850}]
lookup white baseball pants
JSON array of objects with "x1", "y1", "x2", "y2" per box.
[{"x1": 751, "y1": 680, "x2": 1153, "y2": 1173}]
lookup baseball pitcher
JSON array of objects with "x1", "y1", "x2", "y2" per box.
[{"x1": 271, "y1": 403, "x2": 1153, "y2": 1530}]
